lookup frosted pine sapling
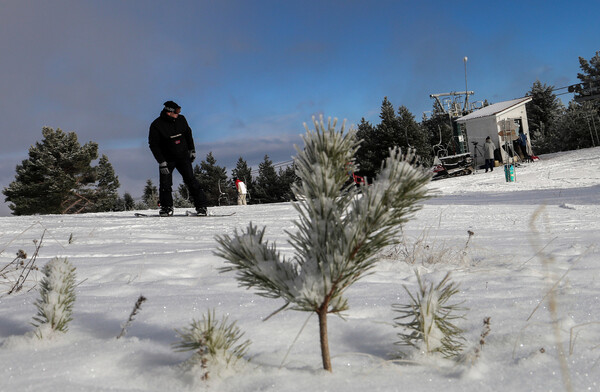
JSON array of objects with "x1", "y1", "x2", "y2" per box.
[
  {"x1": 173, "y1": 309, "x2": 251, "y2": 377},
  {"x1": 32, "y1": 257, "x2": 77, "y2": 338},
  {"x1": 215, "y1": 115, "x2": 431, "y2": 371},
  {"x1": 393, "y1": 270, "x2": 466, "y2": 358}
]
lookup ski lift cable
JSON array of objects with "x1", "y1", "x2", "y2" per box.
[
  {"x1": 273, "y1": 159, "x2": 294, "y2": 168},
  {"x1": 551, "y1": 80, "x2": 599, "y2": 93},
  {"x1": 249, "y1": 159, "x2": 295, "y2": 177},
  {"x1": 526, "y1": 82, "x2": 585, "y2": 96},
  {"x1": 555, "y1": 91, "x2": 574, "y2": 97}
]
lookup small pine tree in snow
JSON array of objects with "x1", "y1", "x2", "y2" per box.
[
  {"x1": 173, "y1": 309, "x2": 251, "y2": 377},
  {"x1": 393, "y1": 271, "x2": 466, "y2": 358},
  {"x1": 215, "y1": 115, "x2": 431, "y2": 371},
  {"x1": 32, "y1": 257, "x2": 77, "y2": 338}
]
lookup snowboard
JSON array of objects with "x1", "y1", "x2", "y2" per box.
[{"x1": 134, "y1": 211, "x2": 236, "y2": 218}]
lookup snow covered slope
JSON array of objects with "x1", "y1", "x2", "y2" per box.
[{"x1": 1, "y1": 147, "x2": 599, "y2": 391}]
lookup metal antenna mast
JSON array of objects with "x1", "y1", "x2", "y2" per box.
[{"x1": 463, "y1": 56, "x2": 469, "y2": 112}]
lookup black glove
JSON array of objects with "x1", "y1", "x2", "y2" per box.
[
  {"x1": 189, "y1": 150, "x2": 196, "y2": 162},
  {"x1": 159, "y1": 162, "x2": 170, "y2": 175}
]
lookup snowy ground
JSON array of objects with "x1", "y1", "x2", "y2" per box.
[{"x1": 1, "y1": 147, "x2": 599, "y2": 391}]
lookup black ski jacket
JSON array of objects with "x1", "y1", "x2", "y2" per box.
[{"x1": 148, "y1": 111, "x2": 196, "y2": 163}]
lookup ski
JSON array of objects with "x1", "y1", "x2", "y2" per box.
[
  {"x1": 185, "y1": 210, "x2": 236, "y2": 217},
  {"x1": 134, "y1": 211, "x2": 236, "y2": 218}
]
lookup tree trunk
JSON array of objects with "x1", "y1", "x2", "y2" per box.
[{"x1": 317, "y1": 304, "x2": 332, "y2": 371}]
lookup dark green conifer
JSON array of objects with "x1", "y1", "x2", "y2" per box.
[
  {"x1": 196, "y1": 152, "x2": 228, "y2": 206},
  {"x1": 253, "y1": 155, "x2": 279, "y2": 203},
  {"x1": 93, "y1": 154, "x2": 120, "y2": 212},
  {"x1": 3, "y1": 127, "x2": 99, "y2": 215},
  {"x1": 142, "y1": 179, "x2": 158, "y2": 208}
]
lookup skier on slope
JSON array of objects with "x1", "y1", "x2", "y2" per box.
[
  {"x1": 235, "y1": 178, "x2": 248, "y2": 205},
  {"x1": 148, "y1": 100, "x2": 208, "y2": 216}
]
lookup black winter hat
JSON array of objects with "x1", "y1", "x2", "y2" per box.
[{"x1": 163, "y1": 100, "x2": 181, "y2": 112}]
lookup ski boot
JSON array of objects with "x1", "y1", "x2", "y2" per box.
[{"x1": 159, "y1": 206, "x2": 174, "y2": 217}]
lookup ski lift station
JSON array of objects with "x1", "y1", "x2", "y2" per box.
[{"x1": 455, "y1": 96, "x2": 533, "y2": 164}]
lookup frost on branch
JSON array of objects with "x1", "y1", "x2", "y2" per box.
[
  {"x1": 32, "y1": 257, "x2": 77, "y2": 338},
  {"x1": 215, "y1": 115, "x2": 431, "y2": 371},
  {"x1": 173, "y1": 309, "x2": 251, "y2": 379},
  {"x1": 393, "y1": 270, "x2": 466, "y2": 358}
]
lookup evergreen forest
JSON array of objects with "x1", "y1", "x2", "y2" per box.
[{"x1": 3, "y1": 51, "x2": 599, "y2": 215}]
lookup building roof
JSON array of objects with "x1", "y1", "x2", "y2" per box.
[{"x1": 455, "y1": 96, "x2": 532, "y2": 122}]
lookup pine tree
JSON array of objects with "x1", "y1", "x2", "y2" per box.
[
  {"x1": 276, "y1": 164, "x2": 298, "y2": 202},
  {"x1": 354, "y1": 98, "x2": 430, "y2": 179},
  {"x1": 142, "y1": 179, "x2": 158, "y2": 208},
  {"x1": 122, "y1": 193, "x2": 135, "y2": 211},
  {"x1": 196, "y1": 152, "x2": 228, "y2": 207},
  {"x1": 93, "y1": 154, "x2": 120, "y2": 212},
  {"x1": 379, "y1": 96, "x2": 398, "y2": 134},
  {"x1": 253, "y1": 155, "x2": 279, "y2": 203},
  {"x1": 377, "y1": 97, "x2": 400, "y2": 158},
  {"x1": 398, "y1": 105, "x2": 431, "y2": 164},
  {"x1": 231, "y1": 157, "x2": 253, "y2": 186},
  {"x1": 576, "y1": 51, "x2": 600, "y2": 112},
  {"x1": 3, "y1": 127, "x2": 98, "y2": 215},
  {"x1": 551, "y1": 101, "x2": 598, "y2": 151},
  {"x1": 354, "y1": 117, "x2": 378, "y2": 180},
  {"x1": 526, "y1": 80, "x2": 564, "y2": 149},
  {"x1": 355, "y1": 96, "x2": 399, "y2": 181},
  {"x1": 216, "y1": 115, "x2": 431, "y2": 371}
]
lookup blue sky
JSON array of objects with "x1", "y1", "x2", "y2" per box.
[{"x1": 0, "y1": 0, "x2": 598, "y2": 215}]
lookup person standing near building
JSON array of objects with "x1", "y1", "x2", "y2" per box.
[
  {"x1": 484, "y1": 136, "x2": 496, "y2": 173},
  {"x1": 518, "y1": 129, "x2": 531, "y2": 162},
  {"x1": 235, "y1": 178, "x2": 247, "y2": 205},
  {"x1": 148, "y1": 100, "x2": 208, "y2": 216}
]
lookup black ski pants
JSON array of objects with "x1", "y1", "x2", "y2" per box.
[{"x1": 159, "y1": 159, "x2": 207, "y2": 209}]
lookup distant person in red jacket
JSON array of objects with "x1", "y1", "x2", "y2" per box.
[
  {"x1": 235, "y1": 178, "x2": 247, "y2": 205},
  {"x1": 148, "y1": 101, "x2": 208, "y2": 216}
]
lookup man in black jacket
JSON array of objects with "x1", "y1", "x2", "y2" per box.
[{"x1": 148, "y1": 100, "x2": 208, "y2": 216}]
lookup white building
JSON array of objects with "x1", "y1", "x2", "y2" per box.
[{"x1": 456, "y1": 96, "x2": 533, "y2": 164}]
